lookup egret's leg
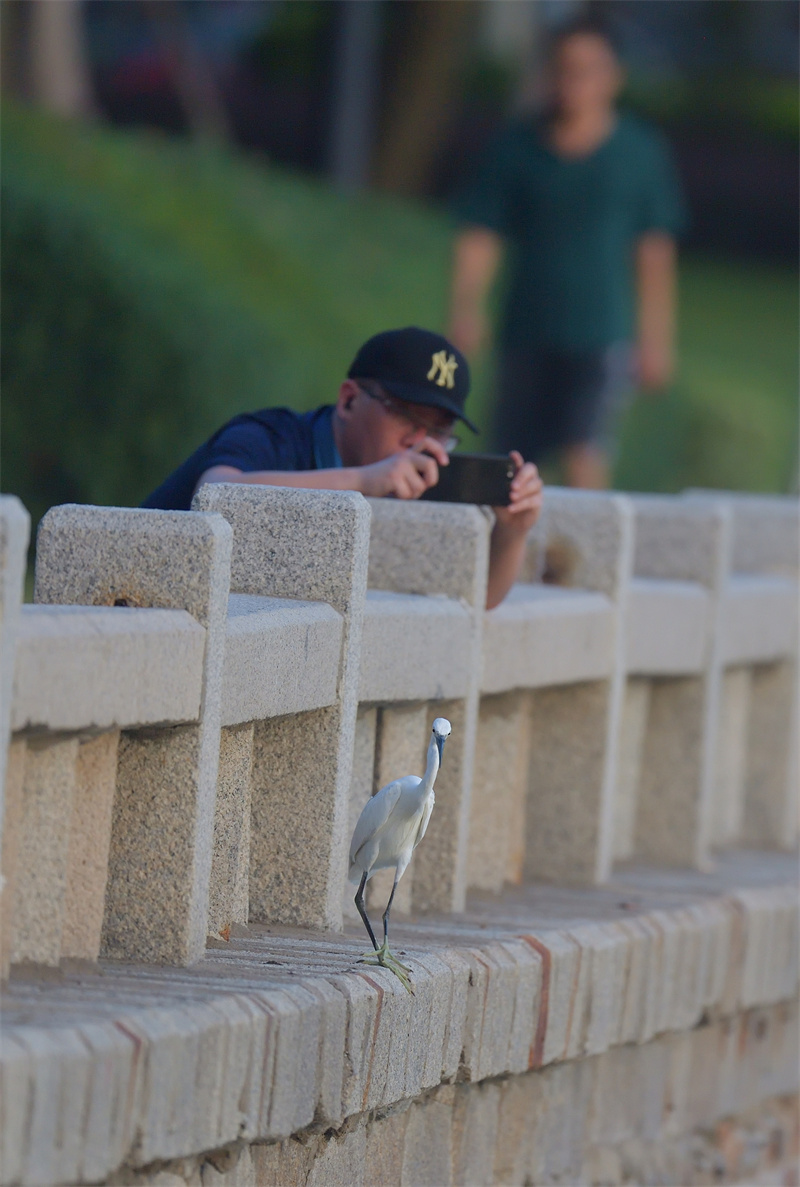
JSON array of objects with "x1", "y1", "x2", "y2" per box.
[
  {"x1": 360, "y1": 870, "x2": 413, "y2": 993},
  {"x1": 354, "y1": 872, "x2": 378, "y2": 951}
]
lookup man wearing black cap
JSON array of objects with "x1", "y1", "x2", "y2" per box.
[{"x1": 142, "y1": 327, "x2": 543, "y2": 608}]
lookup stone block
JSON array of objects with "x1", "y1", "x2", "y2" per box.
[
  {"x1": 355, "y1": 967, "x2": 414, "y2": 1111},
  {"x1": 359, "y1": 591, "x2": 472, "y2": 703},
  {"x1": 249, "y1": 986, "x2": 321, "y2": 1139},
  {"x1": 208, "y1": 723, "x2": 254, "y2": 939},
  {"x1": 570, "y1": 922, "x2": 628, "y2": 1055},
  {"x1": 10, "y1": 735, "x2": 78, "y2": 965},
  {"x1": 410, "y1": 699, "x2": 475, "y2": 914},
  {"x1": 0, "y1": 495, "x2": 29, "y2": 842},
  {"x1": 0, "y1": 736, "x2": 25, "y2": 978},
  {"x1": 634, "y1": 675, "x2": 708, "y2": 868},
  {"x1": 401, "y1": 1091, "x2": 454, "y2": 1187},
  {"x1": 524, "y1": 680, "x2": 614, "y2": 886},
  {"x1": 625, "y1": 578, "x2": 710, "y2": 676},
  {"x1": 296, "y1": 976, "x2": 346, "y2": 1128},
  {"x1": 325, "y1": 972, "x2": 380, "y2": 1118},
  {"x1": 16, "y1": 1024, "x2": 93, "y2": 1187},
  {"x1": 718, "y1": 492, "x2": 799, "y2": 576},
  {"x1": 521, "y1": 929, "x2": 583, "y2": 1066},
  {"x1": 61, "y1": 730, "x2": 120, "y2": 960},
  {"x1": 493, "y1": 1076, "x2": 537, "y2": 1186},
  {"x1": 498, "y1": 938, "x2": 543, "y2": 1074},
  {"x1": 408, "y1": 951, "x2": 455, "y2": 1090},
  {"x1": 12, "y1": 604, "x2": 206, "y2": 732},
  {"x1": 306, "y1": 1126, "x2": 366, "y2": 1187},
  {"x1": 528, "y1": 488, "x2": 634, "y2": 600},
  {"x1": 367, "y1": 499, "x2": 490, "y2": 608},
  {"x1": 195, "y1": 484, "x2": 370, "y2": 933},
  {"x1": 222, "y1": 595, "x2": 341, "y2": 726},
  {"x1": 481, "y1": 585, "x2": 614, "y2": 694},
  {"x1": 201, "y1": 1143, "x2": 256, "y2": 1187},
  {"x1": 368, "y1": 501, "x2": 489, "y2": 917},
  {"x1": 451, "y1": 1081, "x2": 501, "y2": 1187},
  {"x1": 35, "y1": 504, "x2": 233, "y2": 965},
  {"x1": 367, "y1": 704, "x2": 428, "y2": 918},
  {"x1": 76, "y1": 1020, "x2": 141, "y2": 1183},
  {"x1": 0, "y1": 1032, "x2": 31, "y2": 1185},
  {"x1": 468, "y1": 692, "x2": 530, "y2": 893},
  {"x1": 743, "y1": 660, "x2": 797, "y2": 849},
  {"x1": 613, "y1": 677, "x2": 650, "y2": 861},
  {"x1": 711, "y1": 666, "x2": 751, "y2": 845},
  {"x1": 363, "y1": 1108, "x2": 409, "y2": 1187},
  {"x1": 460, "y1": 944, "x2": 519, "y2": 1082},
  {"x1": 721, "y1": 574, "x2": 798, "y2": 665},
  {"x1": 436, "y1": 948, "x2": 472, "y2": 1082},
  {"x1": 343, "y1": 705, "x2": 377, "y2": 924}
]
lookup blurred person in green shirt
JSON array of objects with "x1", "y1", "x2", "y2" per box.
[{"x1": 449, "y1": 16, "x2": 686, "y2": 489}]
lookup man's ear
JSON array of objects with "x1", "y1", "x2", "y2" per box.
[{"x1": 336, "y1": 380, "x2": 360, "y2": 419}]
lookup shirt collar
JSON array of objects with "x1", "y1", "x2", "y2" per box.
[{"x1": 311, "y1": 405, "x2": 342, "y2": 470}]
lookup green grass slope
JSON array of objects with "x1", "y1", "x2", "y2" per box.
[{"x1": 2, "y1": 103, "x2": 797, "y2": 530}]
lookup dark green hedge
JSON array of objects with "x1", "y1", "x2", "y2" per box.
[{"x1": 0, "y1": 104, "x2": 450, "y2": 523}]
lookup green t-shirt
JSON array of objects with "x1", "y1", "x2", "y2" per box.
[{"x1": 454, "y1": 112, "x2": 687, "y2": 351}]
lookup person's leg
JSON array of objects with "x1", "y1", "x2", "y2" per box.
[
  {"x1": 556, "y1": 344, "x2": 634, "y2": 489},
  {"x1": 493, "y1": 348, "x2": 551, "y2": 463},
  {"x1": 563, "y1": 441, "x2": 610, "y2": 489}
]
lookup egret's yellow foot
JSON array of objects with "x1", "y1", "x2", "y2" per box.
[{"x1": 360, "y1": 941, "x2": 414, "y2": 993}]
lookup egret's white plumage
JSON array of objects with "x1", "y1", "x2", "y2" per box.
[{"x1": 349, "y1": 717, "x2": 451, "y2": 991}]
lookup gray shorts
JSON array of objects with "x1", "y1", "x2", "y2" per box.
[{"x1": 494, "y1": 343, "x2": 635, "y2": 461}]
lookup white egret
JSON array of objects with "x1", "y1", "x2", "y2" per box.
[{"x1": 349, "y1": 716, "x2": 451, "y2": 992}]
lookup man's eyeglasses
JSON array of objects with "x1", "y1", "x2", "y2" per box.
[{"x1": 356, "y1": 379, "x2": 459, "y2": 453}]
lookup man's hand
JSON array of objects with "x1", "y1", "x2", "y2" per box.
[
  {"x1": 486, "y1": 452, "x2": 544, "y2": 609},
  {"x1": 357, "y1": 437, "x2": 449, "y2": 500},
  {"x1": 493, "y1": 452, "x2": 543, "y2": 533}
]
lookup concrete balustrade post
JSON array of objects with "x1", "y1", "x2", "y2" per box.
[
  {"x1": 34, "y1": 505, "x2": 232, "y2": 964},
  {"x1": 685, "y1": 492, "x2": 798, "y2": 852},
  {"x1": 628, "y1": 498, "x2": 731, "y2": 869},
  {"x1": 520, "y1": 489, "x2": 633, "y2": 885},
  {"x1": 193, "y1": 484, "x2": 370, "y2": 932},
  {"x1": 0, "y1": 497, "x2": 29, "y2": 978},
  {"x1": 367, "y1": 500, "x2": 490, "y2": 913},
  {"x1": 0, "y1": 497, "x2": 29, "y2": 842}
]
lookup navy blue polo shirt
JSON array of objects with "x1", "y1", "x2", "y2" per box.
[{"x1": 142, "y1": 405, "x2": 341, "y2": 511}]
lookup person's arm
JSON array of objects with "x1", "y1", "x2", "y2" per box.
[
  {"x1": 448, "y1": 226, "x2": 504, "y2": 357},
  {"x1": 486, "y1": 452, "x2": 544, "y2": 610},
  {"x1": 195, "y1": 436, "x2": 451, "y2": 502},
  {"x1": 636, "y1": 231, "x2": 677, "y2": 391}
]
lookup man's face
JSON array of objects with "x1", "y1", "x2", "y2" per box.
[
  {"x1": 551, "y1": 33, "x2": 623, "y2": 118},
  {"x1": 334, "y1": 380, "x2": 456, "y2": 467}
]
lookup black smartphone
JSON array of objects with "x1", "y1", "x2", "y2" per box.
[{"x1": 421, "y1": 453, "x2": 515, "y2": 506}]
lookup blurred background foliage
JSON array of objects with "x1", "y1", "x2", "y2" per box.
[{"x1": 1, "y1": 0, "x2": 798, "y2": 528}]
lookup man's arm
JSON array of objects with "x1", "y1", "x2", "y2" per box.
[
  {"x1": 195, "y1": 437, "x2": 451, "y2": 502},
  {"x1": 486, "y1": 453, "x2": 543, "y2": 610},
  {"x1": 448, "y1": 226, "x2": 504, "y2": 357},
  {"x1": 636, "y1": 231, "x2": 678, "y2": 391}
]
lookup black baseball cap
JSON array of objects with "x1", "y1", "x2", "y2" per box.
[{"x1": 347, "y1": 327, "x2": 478, "y2": 435}]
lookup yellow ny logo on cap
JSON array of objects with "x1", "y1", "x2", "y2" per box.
[{"x1": 427, "y1": 350, "x2": 458, "y2": 389}]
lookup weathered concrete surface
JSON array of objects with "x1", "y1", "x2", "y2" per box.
[
  {"x1": 208, "y1": 723, "x2": 254, "y2": 938},
  {"x1": 12, "y1": 605, "x2": 205, "y2": 732},
  {"x1": 0, "y1": 496, "x2": 29, "y2": 842},
  {"x1": 194, "y1": 485, "x2": 370, "y2": 934},
  {"x1": 222, "y1": 595, "x2": 342, "y2": 727},
  {"x1": 34, "y1": 505, "x2": 233, "y2": 965},
  {"x1": 2, "y1": 850, "x2": 795, "y2": 1186},
  {"x1": 468, "y1": 690, "x2": 530, "y2": 892},
  {"x1": 360, "y1": 591, "x2": 471, "y2": 703},
  {"x1": 482, "y1": 585, "x2": 614, "y2": 693},
  {"x1": 625, "y1": 578, "x2": 710, "y2": 676},
  {"x1": 61, "y1": 731, "x2": 120, "y2": 960}
]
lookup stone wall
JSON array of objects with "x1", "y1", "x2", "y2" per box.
[{"x1": 0, "y1": 485, "x2": 797, "y2": 1186}]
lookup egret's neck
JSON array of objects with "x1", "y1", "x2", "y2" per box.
[{"x1": 421, "y1": 736, "x2": 440, "y2": 794}]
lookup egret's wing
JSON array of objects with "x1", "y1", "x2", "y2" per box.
[
  {"x1": 413, "y1": 793, "x2": 435, "y2": 850},
  {"x1": 349, "y1": 779, "x2": 406, "y2": 867}
]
